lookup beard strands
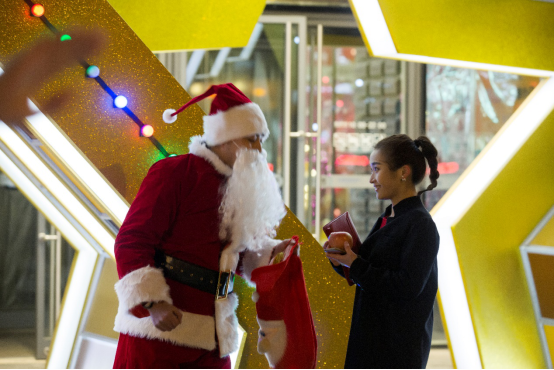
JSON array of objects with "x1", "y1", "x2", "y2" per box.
[{"x1": 219, "y1": 148, "x2": 286, "y2": 252}]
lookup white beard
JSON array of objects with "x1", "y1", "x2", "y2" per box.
[{"x1": 219, "y1": 148, "x2": 287, "y2": 252}]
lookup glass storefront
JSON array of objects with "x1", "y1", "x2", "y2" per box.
[
  {"x1": 423, "y1": 66, "x2": 541, "y2": 210},
  {"x1": 157, "y1": 18, "x2": 303, "y2": 213},
  {"x1": 312, "y1": 41, "x2": 403, "y2": 240},
  {"x1": 0, "y1": 171, "x2": 74, "y2": 359}
]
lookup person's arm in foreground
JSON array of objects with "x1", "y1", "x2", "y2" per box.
[{"x1": 0, "y1": 28, "x2": 104, "y2": 123}]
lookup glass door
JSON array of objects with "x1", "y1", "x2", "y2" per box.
[
  {"x1": 297, "y1": 22, "x2": 457, "y2": 348},
  {"x1": 0, "y1": 173, "x2": 73, "y2": 361},
  {"x1": 298, "y1": 24, "x2": 404, "y2": 241},
  {"x1": 157, "y1": 15, "x2": 307, "y2": 213},
  {"x1": 36, "y1": 213, "x2": 61, "y2": 359}
]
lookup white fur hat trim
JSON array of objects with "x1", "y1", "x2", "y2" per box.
[{"x1": 202, "y1": 103, "x2": 269, "y2": 146}]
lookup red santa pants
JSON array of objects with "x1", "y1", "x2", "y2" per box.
[{"x1": 113, "y1": 333, "x2": 231, "y2": 369}]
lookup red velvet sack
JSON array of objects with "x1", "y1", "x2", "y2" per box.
[{"x1": 250, "y1": 236, "x2": 317, "y2": 368}]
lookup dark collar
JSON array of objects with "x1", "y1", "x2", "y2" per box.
[{"x1": 383, "y1": 196, "x2": 423, "y2": 218}]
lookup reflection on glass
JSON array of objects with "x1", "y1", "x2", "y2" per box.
[
  {"x1": 424, "y1": 66, "x2": 540, "y2": 210},
  {"x1": 162, "y1": 23, "x2": 300, "y2": 205},
  {"x1": 305, "y1": 37, "x2": 403, "y2": 239},
  {"x1": 0, "y1": 175, "x2": 74, "y2": 358}
]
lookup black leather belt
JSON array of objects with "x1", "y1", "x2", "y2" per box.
[{"x1": 154, "y1": 249, "x2": 234, "y2": 300}]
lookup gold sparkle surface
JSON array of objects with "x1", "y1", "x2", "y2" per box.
[
  {"x1": 0, "y1": 1, "x2": 355, "y2": 368},
  {"x1": 0, "y1": 0, "x2": 203, "y2": 204}
]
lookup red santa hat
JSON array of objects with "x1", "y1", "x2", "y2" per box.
[{"x1": 171, "y1": 83, "x2": 270, "y2": 146}]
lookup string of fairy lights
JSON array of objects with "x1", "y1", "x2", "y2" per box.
[{"x1": 24, "y1": 0, "x2": 176, "y2": 158}]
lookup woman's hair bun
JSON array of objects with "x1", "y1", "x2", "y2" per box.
[
  {"x1": 373, "y1": 134, "x2": 440, "y2": 195},
  {"x1": 415, "y1": 136, "x2": 439, "y2": 195}
]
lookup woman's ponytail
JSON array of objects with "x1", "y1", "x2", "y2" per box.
[
  {"x1": 373, "y1": 134, "x2": 440, "y2": 196},
  {"x1": 414, "y1": 136, "x2": 439, "y2": 196}
]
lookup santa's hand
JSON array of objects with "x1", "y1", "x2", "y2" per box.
[
  {"x1": 148, "y1": 301, "x2": 182, "y2": 332},
  {"x1": 325, "y1": 242, "x2": 357, "y2": 268},
  {"x1": 270, "y1": 238, "x2": 296, "y2": 260}
]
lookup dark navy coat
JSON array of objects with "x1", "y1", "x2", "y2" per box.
[{"x1": 333, "y1": 196, "x2": 439, "y2": 369}]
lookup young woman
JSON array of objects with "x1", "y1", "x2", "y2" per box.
[{"x1": 325, "y1": 134, "x2": 440, "y2": 369}]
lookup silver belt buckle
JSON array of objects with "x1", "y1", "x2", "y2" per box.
[{"x1": 216, "y1": 270, "x2": 232, "y2": 301}]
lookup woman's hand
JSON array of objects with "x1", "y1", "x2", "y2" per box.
[
  {"x1": 322, "y1": 241, "x2": 341, "y2": 266},
  {"x1": 148, "y1": 301, "x2": 183, "y2": 332},
  {"x1": 325, "y1": 242, "x2": 358, "y2": 268}
]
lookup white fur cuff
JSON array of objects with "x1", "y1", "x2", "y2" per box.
[
  {"x1": 215, "y1": 293, "x2": 240, "y2": 357},
  {"x1": 202, "y1": 103, "x2": 269, "y2": 146},
  {"x1": 114, "y1": 266, "x2": 172, "y2": 310},
  {"x1": 114, "y1": 308, "x2": 216, "y2": 351}
]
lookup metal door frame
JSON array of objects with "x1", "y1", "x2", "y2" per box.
[
  {"x1": 258, "y1": 15, "x2": 307, "y2": 215},
  {"x1": 36, "y1": 213, "x2": 62, "y2": 359}
]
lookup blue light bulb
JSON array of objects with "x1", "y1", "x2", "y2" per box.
[
  {"x1": 86, "y1": 65, "x2": 100, "y2": 78},
  {"x1": 114, "y1": 96, "x2": 127, "y2": 109}
]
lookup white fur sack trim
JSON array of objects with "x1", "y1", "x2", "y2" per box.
[
  {"x1": 215, "y1": 293, "x2": 240, "y2": 357},
  {"x1": 257, "y1": 317, "x2": 287, "y2": 368},
  {"x1": 188, "y1": 136, "x2": 232, "y2": 177},
  {"x1": 114, "y1": 306, "x2": 216, "y2": 351},
  {"x1": 202, "y1": 103, "x2": 270, "y2": 146},
  {"x1": 114, "y1": 266, "x2": 172, "y2": 309}
]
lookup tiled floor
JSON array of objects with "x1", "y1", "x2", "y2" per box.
[
  {"x1": 427, "y1": 347, "x2": 454, "y2": 369},
  {"x1": 0, "y1": 331, "x2": 45, "y2": 369},
  {"x1": 0, "y1": 330, "x2": 454, "y2": 369}
]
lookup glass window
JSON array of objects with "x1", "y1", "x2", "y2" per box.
[
  {"x1": 424, "y1": 66, "x2": 541, "y2": 210},
  {"x1": 313, "y1": 41, "x2": 403, "y2": 239},
  {"x1": 156, "y1": 22, "x2": 300, "y2": 201}
]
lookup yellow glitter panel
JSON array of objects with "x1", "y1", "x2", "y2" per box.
[
  {"x1": 544, "y1": 325, "x2": 554, "y2": 365},
  {"x1": 531, "y1": 216, "x2": 554, "y2": 247},
  {"x1": 528, "y1": 253, "x2": 554, "y2": 321},
  {"x1": 107, "y1": 0, "x2": 266, "y2": 52},
  {"x1": 0, "y1": 0, "x2": 203, "y2": 204},
  {"x1": 451, "y1": 108, "x2": 554, "y2": 368},
  {"x1": 84, "y1": 258, "x2": 120, "y2": 340},
  {"x1": 236, "y1": 209, "x2": 355, "y2": 369},
  {"x1": 375, "y1": 0, "x2": 554, "y2": 71}
]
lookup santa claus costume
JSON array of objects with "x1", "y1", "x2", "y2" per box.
[{"x1": 112, "y1": 83, "x2": 315, "y2": 369}]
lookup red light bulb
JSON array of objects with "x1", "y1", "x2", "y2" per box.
[
  {"x1": 31, "y1": 4, "x2": 45, "y2": 17},
  {"x1": 141, "y1": 125, "x2": 154, "y2": 138}
]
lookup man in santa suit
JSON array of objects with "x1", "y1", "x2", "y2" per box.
[{"x1": 112, "y1": 83, "x2": 293, "y2": 368}]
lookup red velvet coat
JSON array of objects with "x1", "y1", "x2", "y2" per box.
[{"x1": 113, "y1": 138, "x2": 276, "y2": 367}]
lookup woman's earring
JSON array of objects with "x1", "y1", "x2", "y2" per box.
[{"x1": 401, "y1": 177, "x2": 406, "y2": 182}]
